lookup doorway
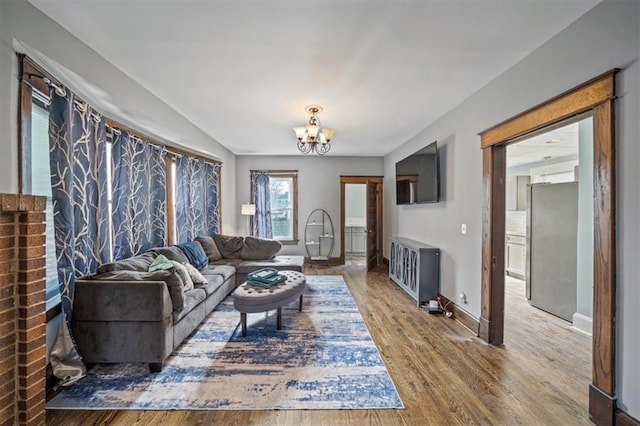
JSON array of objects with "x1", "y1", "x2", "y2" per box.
[
  {"x1": 344, "y1": 183, "x2": 366, "y2": 266},
  {"x1": 339, "y1": 176, "x2": 383, "y2": 270},
  {"x1": 479, "y1": 71, "x2": 616, "y2": 423},
  {"x1": 505, "y1": 117, "x2": 593, "y2": 334}
]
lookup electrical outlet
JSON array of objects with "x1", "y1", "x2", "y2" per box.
[
  {"x1": 461, "y1": 224, "x2": 467, "y2": 234},
  {"x1": 459, "y1": 292, "x2": 467, "y2": 304}
]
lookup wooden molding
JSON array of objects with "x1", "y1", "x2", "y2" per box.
[
  {"x1": 589, "y1": 384, "x2": 616, "y2": 426},
  {"x1": 479, "y1": 71, "x2": 618, "y2": 424},
  {"x1": 592, "y1": 99, "x2": 616, "y2": 396},
  {"x1": 479, "y1": 146, "x2": 506, "y2": 344},
  {"x1": 339, "y1": 176, "x2": 384, "y2": 267},
  {"x1": 438, "y1": 293, "x2": 480, "y2": 335},
  {"x1": 305, "y1": 256, "x2": 341, "y2": 266},
  {"x1": 616, "y1": 408, "x2": 640, "y2": 426},
  {"x1": 479, "y1": 70, "x2": 617, "y2": 148}
]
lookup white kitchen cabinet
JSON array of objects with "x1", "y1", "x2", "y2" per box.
[
  {"x1": 345, "y1": 226, "x2": 366, "y2": 255},
  {"x1": 506, "y1": 176, "x2": 530, "y2": 211},
  {"x1": 506, "y1": 234, "x2": 526, "y2": 279}
]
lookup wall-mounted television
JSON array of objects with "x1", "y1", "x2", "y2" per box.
[{"x1": 395, "y1": 141, "x2": 440, "y2": 204}]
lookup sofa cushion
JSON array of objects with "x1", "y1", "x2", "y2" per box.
[
  {"x1": 97, "y1": 252, "x2": 157, "y2": 274},
  {"x1": 170, "y1": 261, "x2": 194, "y2": 291},
  {"x1": 149, "y1": 254, "x2": 174, "y2": 272},
  {"x1": 182, "y1": 262, "x2": 207, "y2": 285},
  {"x1": 176, "y1": 241, "x2": 209, "y2": 270},
  {"x1": 195, "y1": 236, "x2": 222, "y2": 262},
  {"x1": 212, "y1": 234, "x2": 244, "y2": 259},
  {"x1": 90, "y1": 269, "x2": 186, "y2": 313},
  {"x1": 150, "y1": 246, "x2": 190, "y2": 264},
  {"x1": 197, "y1": 274, "x2": 224, "y2": 296},
  {"x1": 241, "y1": 236, "x2": 282, "y2": 260},
  {"x1": 173, "y1": 288, "x2": 206, "y2": 322},
  {"x1": 202, "y1": 264, "x2": 236, "y2": 282}
]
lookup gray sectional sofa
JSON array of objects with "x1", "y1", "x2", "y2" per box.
[{"x1": 71, "y1": 235, "x2": 304, "y2": 372}]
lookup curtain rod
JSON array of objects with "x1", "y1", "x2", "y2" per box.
[
  {"x1": 19, "y1": 54, "x2": 222, "y2": 167},
  {"x1": 250, "y1": 169, "x2": 298, "y2": 174}
]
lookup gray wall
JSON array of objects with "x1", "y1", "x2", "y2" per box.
[
  {"x1": 236, "y1": 156, "x2": 384, "y2": 256},
  {"x1": 0, "y1": 0, "x2": 237, "y2": 233},
  {"x1": 383, "y1": 1, "x2": 639, "y2": 416}
]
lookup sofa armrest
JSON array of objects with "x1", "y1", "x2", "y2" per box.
[{"x1": 73, "y1": 279, "x2": 173, "y2": 322}]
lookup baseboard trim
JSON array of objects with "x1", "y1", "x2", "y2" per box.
[
  {"x1": 305, "y1": 257, "x2": 341, "y2": 266},
  {"x1": 590, "y1": 384, "x2": 616, "y2": 426},
  {"x1": 437, "y1": 293, "x2": 480, "y2": 335},
  {"x1": 616, "y1": 408, "x2": 640, "y2": 426},
  {"x1": 572, "y1": 312, "x2": 593, "y2": 336}
]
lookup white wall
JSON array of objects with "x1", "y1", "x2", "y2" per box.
[
  {"x1": 235, "y1": 156, "x2": 383, "y2": 256},
  {"x1": 384, "y1": 1, "x2": 639, "y2": 417},
  {"x1": 576, "y1": 118, "x2": 594, "y2": 321},
  {"x1": 345, "y1": 184, "x2": 366, "y2": 225},
  {"x1": 0, "y1": 0, "x2": 237, "y2": 233}
]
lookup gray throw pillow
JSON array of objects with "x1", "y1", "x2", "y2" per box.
[
  {"x1": 97, "y1": 252, "x2": 157, "y2": 274},
  {"x1": 195, "y1": 236, "x2": 222, "y2": 262},
  {"x1": 212, "y1": 234, "x2": 244, "y2": 259},
  {"x1": 241, "y1": 236, "x2": 282, "y2": 260},
  {"x1": 150, "y1": 246, "x2": 190, "y2": 264}
]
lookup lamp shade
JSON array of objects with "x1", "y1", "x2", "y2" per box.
[
  {"x1": 241, "y1": 203, "x2": 256, "y2": 216},
  {"x1": 322, "y1": 128, "x2": 335, "y2": 142}
]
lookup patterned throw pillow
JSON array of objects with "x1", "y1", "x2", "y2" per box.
[
  {"x1": 182, "y1": 262, "x2": 208, "y2": 286},
  {"x1": 170, "y1": 260, "x2": 194, "y2": 291}
]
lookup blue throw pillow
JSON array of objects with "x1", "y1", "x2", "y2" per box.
[{"x1": 175, "y1": 241, "x2": 209, "y2": 271}]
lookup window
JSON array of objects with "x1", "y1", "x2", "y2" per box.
[
  {"x1": 268, "y1": 172, "x2": 298, "y2": 243},
  {"x1": 30, "y1": 95, "x2": 61, "y2": 311}
]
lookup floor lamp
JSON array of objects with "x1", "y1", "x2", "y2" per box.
[{"x1": 241, "y1": 203, "x2": 255, "y2": 236}]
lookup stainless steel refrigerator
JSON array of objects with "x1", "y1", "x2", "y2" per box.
[{"x1": 526, "y1": 181, "x2": 578, "y2": 322}]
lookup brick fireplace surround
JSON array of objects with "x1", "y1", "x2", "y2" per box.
[{"x1": 0, "y1": 193, "x2": 47, "y2": 425}]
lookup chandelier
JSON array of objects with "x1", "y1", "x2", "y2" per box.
[{"x1": 293, "y1": 105, "x2": 335, "y2": 155}]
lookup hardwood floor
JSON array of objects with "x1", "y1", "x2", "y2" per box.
[{"x1": 46, "y1": 263, "x2": 592, "y2": 425}]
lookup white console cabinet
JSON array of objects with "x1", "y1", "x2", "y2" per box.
[{"x1": 389, "y1": 237, "x2": 440, "y2": 306}]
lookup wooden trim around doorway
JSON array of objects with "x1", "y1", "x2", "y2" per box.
[
  {"x1": 478, "y1": 69, "x2": 617, "y2": 425},
  {"x1": 339, "y1": 176, "x2": 383, "y2": 265}
]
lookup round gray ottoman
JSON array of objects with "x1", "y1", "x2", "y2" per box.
[{"x1": 233, "y1": 270, "x2": 306, "y2": 337}]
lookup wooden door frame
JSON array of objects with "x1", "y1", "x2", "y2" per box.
[
  {"x1": 339, "y1": 176, "x2": 383, "y2": 265},
  {"x1": 478, "y1": 70, "x2": 617, "y2": 425}
]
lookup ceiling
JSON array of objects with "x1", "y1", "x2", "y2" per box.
[
  {"x1": 507, "y1": 121, "x2": 580, "y2": 172},
  {"x1": 28, "y1": 0, "x2": 600, "y2": 157}
]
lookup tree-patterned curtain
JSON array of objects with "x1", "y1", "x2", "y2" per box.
[
  {"x1": 250, "y1": 171, "x2": 272, "y2": 238},
  {"x1": 175, "y1": 155, "x2": 221, "y2": 242},
  {"x1": 111, "y1": 129, "x2": 167, "y2": 260},
  {"x1": 49, "y1": 87, "x2": 110, "y2": 320}
]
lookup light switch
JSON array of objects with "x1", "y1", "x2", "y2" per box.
[{"x1": 461, "y1": 224, "x2": 467, "y2": 234}]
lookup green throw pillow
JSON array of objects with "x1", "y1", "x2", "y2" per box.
[{"x1": 148, "y1": 254, "x2": 173, "y2": 272}]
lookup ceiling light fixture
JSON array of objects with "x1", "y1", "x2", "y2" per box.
[{"x1": 293, "y1": 105, "x2": 335, "y2": 155}]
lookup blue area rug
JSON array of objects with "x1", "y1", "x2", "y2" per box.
[{"x1": 47, "y1": 275, "x2": 404, "y2": 410}]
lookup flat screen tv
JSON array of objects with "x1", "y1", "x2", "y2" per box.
[{"x1": 395, "y1": 141, "x2": 440, "y2": 204}]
